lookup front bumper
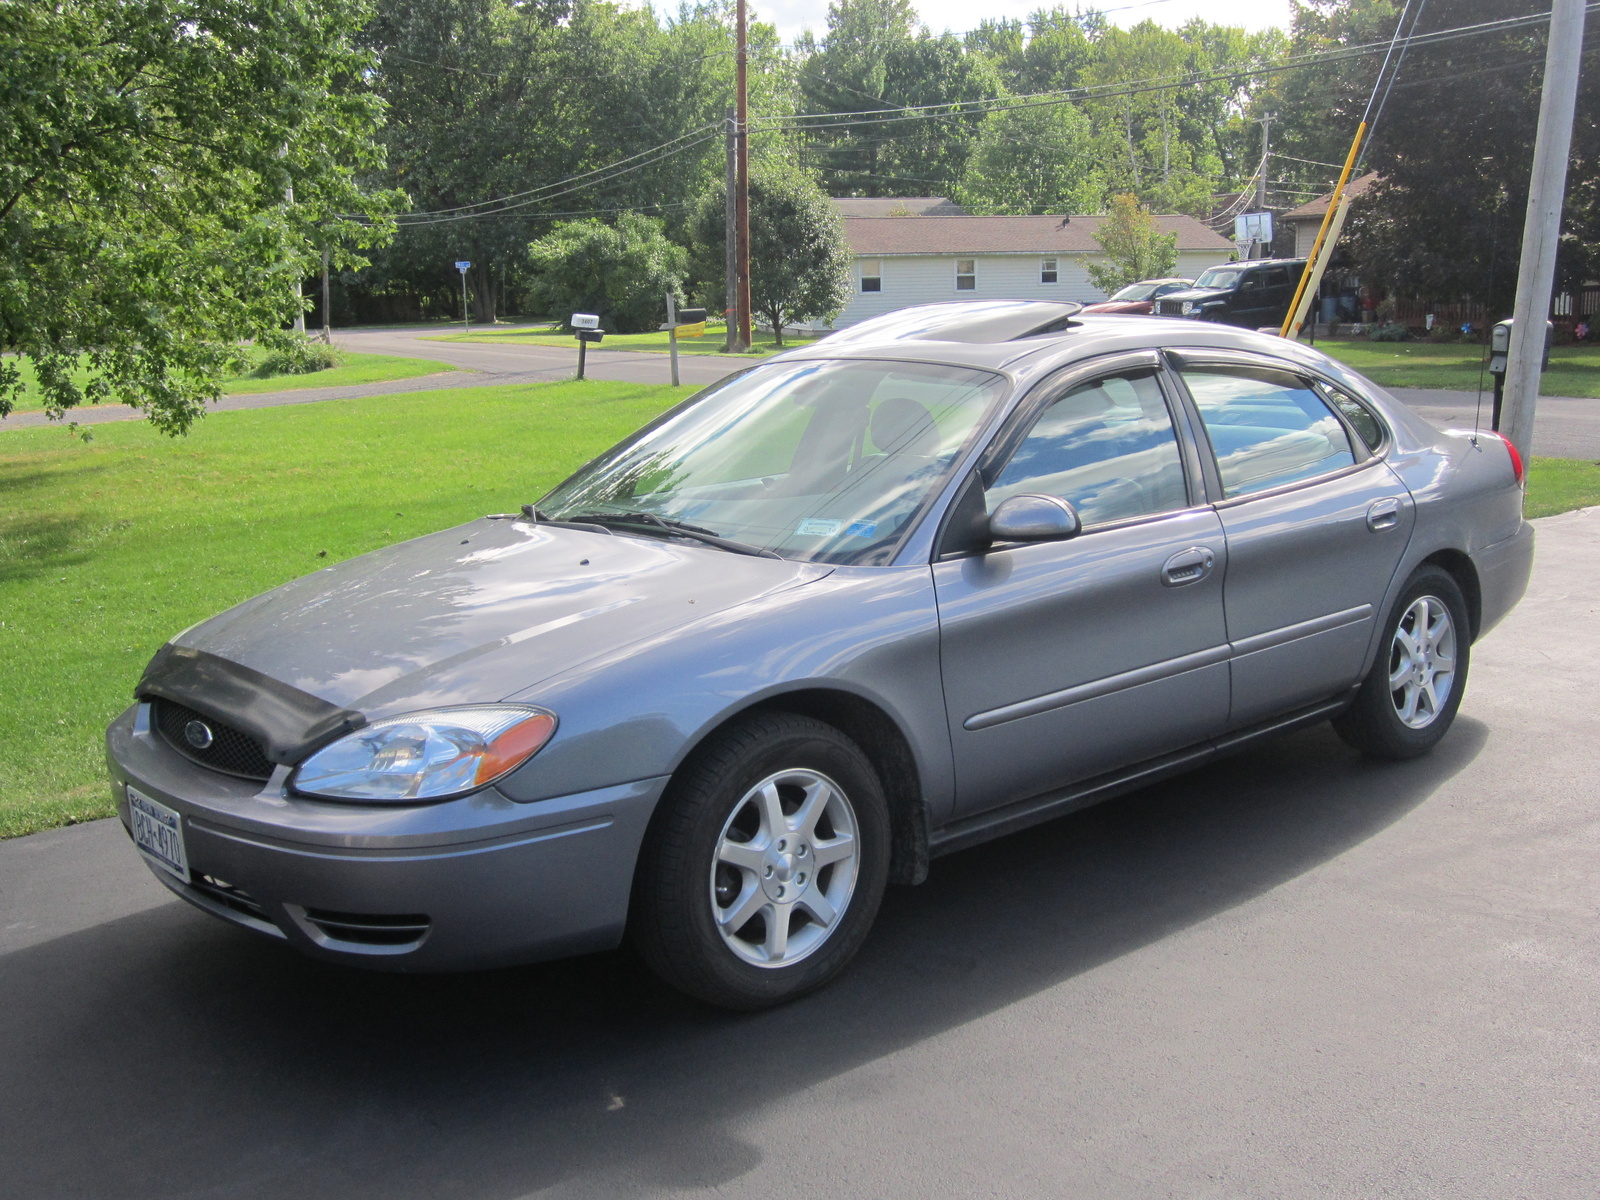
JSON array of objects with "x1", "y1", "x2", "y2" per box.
[{"x1": 106, "y1": 704, "x2": 666, "y2": 971}]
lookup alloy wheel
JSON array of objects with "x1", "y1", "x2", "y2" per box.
[
  {"x1": 1388, "y1": 594, "x2": 1457, "y2": 729},
  {"x1": 709, "y1": 768, "x2": 859, "y2": 968}
]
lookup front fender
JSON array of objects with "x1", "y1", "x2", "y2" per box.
[{"x1": 493, "y1": 565, "x2": 955, "y2": 827}]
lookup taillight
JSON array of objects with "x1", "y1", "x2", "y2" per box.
[{"x1": 1491, "y1": 431, "x2": 1525, "y2": 487}]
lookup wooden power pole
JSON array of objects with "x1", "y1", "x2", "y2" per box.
[
  {"x1": 723, "y1": 108, "x2": 738, "y2": 353},
  {"x1": 1503, "y1": 0, "x2": 1587, "y2": 464},
  {"x1": 734, "y1": 0, "x2": 753, "y2": 352}
]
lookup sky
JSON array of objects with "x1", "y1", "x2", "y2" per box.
[{"x1": 701, "y1": 0, "x2": 1295, "y2": 46}]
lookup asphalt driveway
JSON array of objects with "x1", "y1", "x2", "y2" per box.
[{"x1": 2, "y1": 507, "x2": 1596, "y2": 1199}]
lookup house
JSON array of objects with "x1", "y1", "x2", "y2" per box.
[
  {"x1": 830, "y1": 196, "x2": 967, "y2": 217},
  {"x1": 821, "y1": 212, "x2": 1234, "y2": 329},
  {"x1": 1280, "y1": 173, "x2": 1379, "y2": 258}
]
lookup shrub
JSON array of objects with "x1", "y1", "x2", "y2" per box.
[
  {"x1": 525, "y1": 213, "x2": 687, "y2": 334},
  {"x1": 255, "y1": 330, "x2": 340, "y2": 376},
  {"x1": 1366, "y1": 322, "x2": 1410, "y2": 342}
]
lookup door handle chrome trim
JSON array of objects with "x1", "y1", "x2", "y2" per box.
[
  {"x1": 1160, "y1": 546, "x2": 1216, "y2": 587},
  {"x1": 1366, "y1": 497, "x2": 1402, "y2": 531}
]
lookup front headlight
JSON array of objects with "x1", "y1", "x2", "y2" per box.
[{"x1": 292, "y1": 705, "x2": 557, "y2": 802}]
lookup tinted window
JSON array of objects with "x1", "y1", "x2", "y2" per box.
[
  {"x1": 1321, "y1": 384, "x2": 1385, "y2": 450},
  {"x1": 988, "y1": 371, "x2": 1188, "y2": 526},
  {"x1": 1180, "y1": 366, "x2": 1356, "y2": 497},
  {"x1": 1264, "y1": 268, "x2": 1289, "y2": 288},
  {"x1": 1238, "y1": 272, "x2": 1265, "y2": 293}
]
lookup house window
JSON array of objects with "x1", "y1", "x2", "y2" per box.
[
  {"x1": 1041, "y1": 258, "x2": 1059, "y2": 285},
  {"x1": 859, "y1": 259, "x2": 882, "y2": 293},
  {"x1": 955, "y1": 259, "x2": 976, "y2": 291}
]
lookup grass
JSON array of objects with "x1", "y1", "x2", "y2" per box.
[
  {"x1": 1525, "y1": 456, "x2": 1600, "y2": 518},
  {"x1": 0, "y1": 379, "x2": 678, "y2": 839},
  {"x1": 1, "y1": 383, "x2": 1594, "y2": 839},
  {"x1": 1315, "y1": 339, "x2": 1600, "y2": 398},
  {"x1": 2, "y1": 349, "x2": 458, "y2": 414},
  {"x1": 426, "y1": 322, "x2": 820, "y2": 357}
]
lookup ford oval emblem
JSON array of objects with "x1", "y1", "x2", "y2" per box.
[{"x1": 184, "y1": 719, "x2": 215, "y2": 750}]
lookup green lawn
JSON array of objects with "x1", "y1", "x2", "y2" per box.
[
  {"x1": 1, "y1": 381, "x2": 1594, "y2": 839},
  {"x1": 426, "y1": 323, "x2": 820, "y2": 357},
  {"x1": 1316, "y1": 339, "x2": 1600, "y2": 398},
  {"x1": 0, "y1": 379, "x2": 678, "y2": 838},
  {"x1": 2, "y1": 349, "x2": 458, "y2": 414}
]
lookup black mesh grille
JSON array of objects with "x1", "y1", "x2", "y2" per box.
[{"x1": 152, "y1": 699, "x2": 274, "y2": 781}]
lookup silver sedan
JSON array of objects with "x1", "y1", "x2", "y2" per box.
[{"x1": 106, "y1": 302, "x2": 1533, "y2": 1008}]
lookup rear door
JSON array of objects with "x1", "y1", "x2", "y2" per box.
[
  {"x1": 934, "y1": 353, "x2": 1230, "y2": 816},
  {"x1": 1170, "y1": 352, "x2": 1415, "y2": 728}
]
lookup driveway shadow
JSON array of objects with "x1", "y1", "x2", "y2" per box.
[{"x1": 0, "y1": 720, "x2": 1486, "y2": 1200}]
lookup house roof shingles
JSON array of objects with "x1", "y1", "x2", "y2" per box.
[
  {"x1": 831, "y1": 196, "x2": 967, "y2": 217},
  {"x1": 844, "y1": 213, "x2": 1232, "y2": 256},
  {"x1": 1281, "y1": 172, "x2": 1379, "y2": 222}
]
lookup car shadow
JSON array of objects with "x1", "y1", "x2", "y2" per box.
[{"x1": 0, "y1": 719, "x2": 1486, "y2": 1199}]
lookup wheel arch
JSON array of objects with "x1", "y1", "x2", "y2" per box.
[
  {"x1": 668, "y1": 687, "x2": 931, "y2": 887},
  {"x1": 1419, "y1": 548, "x2": 1482, "y2": 640}
]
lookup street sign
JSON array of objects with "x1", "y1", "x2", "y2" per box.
[
  {"x1": 571, "y1": 313, "x2": 600, "y2": 330},
  {"x1": 455, "y1": 260, "x2": 471, "y2": 273}
]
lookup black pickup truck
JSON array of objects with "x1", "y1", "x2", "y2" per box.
[{"x1": 1153, "y1": 258, "x2": 1307, "y2": 329}]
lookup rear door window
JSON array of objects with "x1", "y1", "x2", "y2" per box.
[{"x1": 1178, "y1": 365, "x2": 1357, "y2": 497}]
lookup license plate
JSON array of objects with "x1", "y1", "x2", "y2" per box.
[{"x1": 129, "y1": 786, "x2": 189, "y2": 883}]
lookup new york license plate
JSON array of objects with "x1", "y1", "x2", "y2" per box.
[{"x1": 128, "y1": 786, "x2": 189, "y2": 883}]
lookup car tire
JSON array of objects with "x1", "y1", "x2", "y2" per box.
[
  {"x1": 1333, "y1": 566, "x2": 1471, "y2": 760},
  {"x1": 631, "y1": 712, "x2": 891, "y2": 1010}
]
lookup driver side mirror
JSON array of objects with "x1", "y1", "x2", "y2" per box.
[{"x1": 988, "y1": 494, "x2": 1081, "y2": 543}]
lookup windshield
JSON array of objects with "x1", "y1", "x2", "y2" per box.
[
  {"x1": 1194, "y1": 267, "x2": 1245, "y2": 290},
  {"x1": 539, "y1": 359, "x2": 1007, "y2": 564},
  {"x1": 1110, "y1": 282, "x2": 1158, "y2": 302}
]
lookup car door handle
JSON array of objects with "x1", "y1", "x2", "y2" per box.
[
  {"x1": 1160, "y1": 547, "x2": 1215, "y2": 587},
  {"x1": 1367, "y1": 498, "x2": 1402, "y2": 531}
]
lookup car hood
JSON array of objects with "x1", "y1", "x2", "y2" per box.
[
  {"x1": 1158, "y1": 287, "x2": 1233, "y2": 304},
  {"x1": 169, "y1": 519, "x2": 833, "y2": 715}
]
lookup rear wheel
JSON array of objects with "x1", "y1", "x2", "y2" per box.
[
  {"x1": 1333, "y1": 566, "x2": 1470, "y2": 760},
  {"x1": 632, "y1": 712, "x2": 890, "y2": 1010}
]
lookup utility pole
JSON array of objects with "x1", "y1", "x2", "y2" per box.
[
  {"x1": 320, "y1": 245, "x2": 331, "y2": 343},
  {"x1": 1254, "y1": 112, "x2": 1274, "y2": 215},
  {"x1": 723, "y1": 108, "x2": 739, "y2": 353},
  {"x1": 734, "y1": 0, "x2": 753, "y2": 352},
  {"x1": 1503, "y1": 0, "x2": 1586, "y2": 465}
]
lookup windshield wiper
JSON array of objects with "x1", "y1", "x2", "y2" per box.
[{"x1": 564, "y1": 510, "x2": 782, "y2": 559}]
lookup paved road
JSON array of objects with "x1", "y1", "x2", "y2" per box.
[
  {"x1": 3, "y1": 508, "x2": 1596, "y2": 1199},
  {"x1": 5, "y1": 326, "x2": 1599, "y2": 457}
]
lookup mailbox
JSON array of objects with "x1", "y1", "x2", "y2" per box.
[
  {"x1": 576, "y1": 329, "x2": 604, "y2": 343},
  {"x1": 1489, "y1": 317, "x2": 1552, "y2": 375},
  {"x1": 570, "y1": 313, "x2": 600, "y2": 330}
]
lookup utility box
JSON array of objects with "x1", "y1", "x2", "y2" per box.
[{"x1": 1489, "y1": 317, "x2": 1552, "y2": 375}]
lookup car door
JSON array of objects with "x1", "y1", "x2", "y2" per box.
[
  {"x1": 1170, "y1": 352, "x2": 1415, "y2": 728},
  {"x1": 1228, "y1": 268, "x2": 1272, "y2": 327},
  {"x1": 934, "y1": 352, "x2": 1230, "y2": 817}
]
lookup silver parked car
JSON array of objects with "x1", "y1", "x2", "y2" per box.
[{"x1": 106, "y1": 302, "x2": 1533, "y2": 1009}]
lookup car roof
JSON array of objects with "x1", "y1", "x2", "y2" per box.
[{"x1": 780, "y1": 301, "x2": 1338, "y2": 375}]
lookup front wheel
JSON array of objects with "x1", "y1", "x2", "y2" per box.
[
  {"x1": 1333, "y1": 566, "x2": 1470, "y2": 760},
  {"x1": 631, "y1": 712, "x2": 890, "y2": 1010}
]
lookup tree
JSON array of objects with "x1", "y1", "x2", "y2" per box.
[
  {"x1": 525, "y1": 212, "x2": 687, "y2": 333},
  {"x1": 1084, "y1": 195, "x2": 1179, "y2": 293},
  {"x1": 956, "y1": 101, "x2": 1103, "y2": 215},
  {"x1": 0, "y1": 0, "x2": 396, "y2": 432},
  {"x1": 689, "y1": 164, "x2": 853, "y2": 346}
]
